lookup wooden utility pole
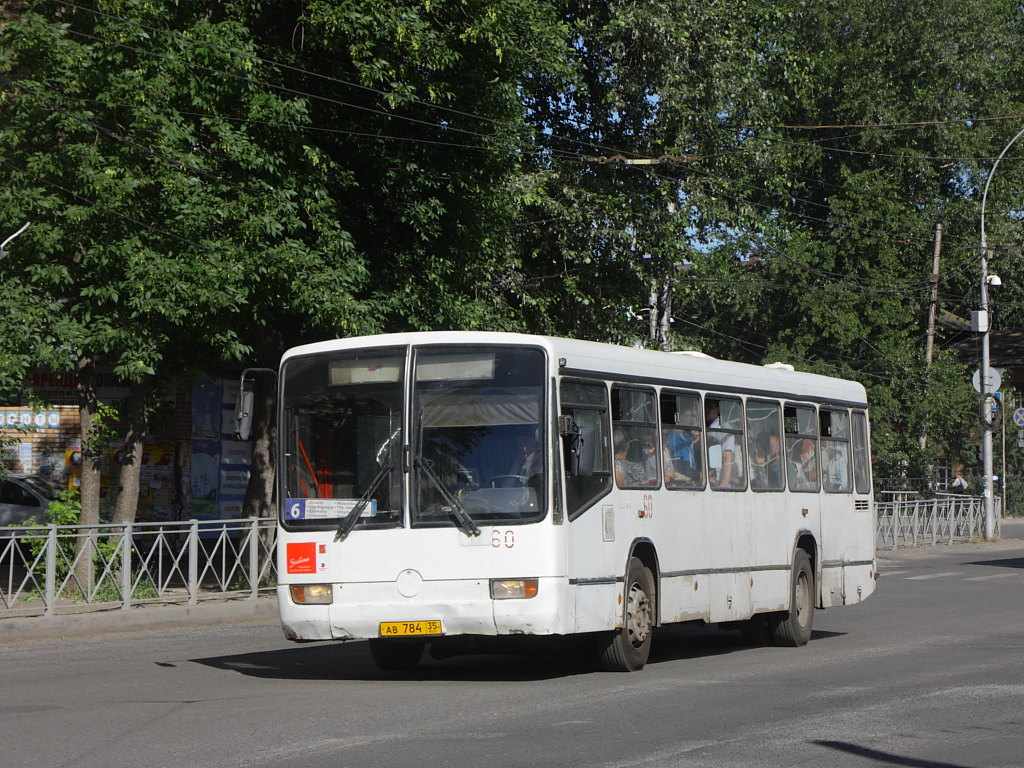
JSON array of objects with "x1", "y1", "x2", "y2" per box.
[
  {"x1": 648, "y1": 280, "x2": 659, "y2": 344},
  {"x1": 645, "y1": 277, "x2": 673, "y2": 350},
  {"x1": 920, "y1": 223, "x2": 943, "y2": 452},
  {"x1": 658, "y1": 280, "x2": 672, "y2": 350},
  {"x1": 924, "y1": 223, "x2": 943, "y2": 368}
]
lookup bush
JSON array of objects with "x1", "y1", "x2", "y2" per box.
[{"x1": 18, "y1": 491, "x2": 151, "y2": 601}]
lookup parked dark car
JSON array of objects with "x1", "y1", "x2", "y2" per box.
[{"x1": 0, "y1": 474, "x2": 65, "y2": 527}]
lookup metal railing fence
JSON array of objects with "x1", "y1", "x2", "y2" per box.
[
  {"x1": 1, "y1": 517, "x2": 276, "y2": 618},
  {"x1": 876, "y1": 493, "x2": 1001, "y2": 549},
  {"x1": 1, "y1": 499, "x2": 1005, "y2": 620}
]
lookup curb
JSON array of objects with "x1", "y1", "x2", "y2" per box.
[{"x1": 0, "y1": 595, "x2": 280, "y2": 645}]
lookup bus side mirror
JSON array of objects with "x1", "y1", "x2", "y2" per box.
[
  {"x1": 233, "y1": 368, "x2": 278, "y2": 441},
  {"x1": 559, "y1": 415, "x2": 584, "y2": 476},
  {"x1": 234, "y1": 386, "x2": 255, "y2": 441}
]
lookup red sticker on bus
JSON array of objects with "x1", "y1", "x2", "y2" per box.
[{"x1": 286, "y1": 542, "x2": 317, "y2": 574}]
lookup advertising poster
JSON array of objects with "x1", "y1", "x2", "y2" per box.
[
  {"x1": 190, "y1": 377, "x2": 252, "y2": 521},
  {"x1": 140, "y1": 444, "x2": 177, "y2": 522},
  {"x1": 192, "y1": 381, "x2": 222, "y2": 441},
  {"x1": 189, "y1": 438, "x2": 220, "y2": 519}
]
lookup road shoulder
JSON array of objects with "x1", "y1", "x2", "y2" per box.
[{"x1": 0, "y1": 595, "x2": 279, "y2": 645}]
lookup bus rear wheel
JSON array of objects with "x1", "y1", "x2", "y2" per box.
[
  {"x1": 599, "y1": 557, "x2": 655, "y2": 672},
  {"x1": 368, "y1": 638, "x2": 425, "y2": 672},
  {"x1": 769, "y1": 549, "x2": 814, "y2": 647}
]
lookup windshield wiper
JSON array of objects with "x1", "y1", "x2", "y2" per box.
[
  {"x1": 414, "y1": 457, "x2": 481, "y2": 537},
  {"x1": 335, "y1": 460, "x2": 394, "y2": 541}
]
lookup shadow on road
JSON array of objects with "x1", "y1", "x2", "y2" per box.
[
  {"x1": 186, "y1": 622, "x2": 845, "y2": 682},
  {"x1": 648, "y1": 623, "x2": 845, "y2": 666},
  {"x1": 812, "y1": 739, "x2": 973, "y2": 768},
  {"x1": 964, "y1": 556, "x2": 1024, "y2": 569},
  {"x1": 187, "y1": 640, "x2": 597, "y2": 682}
]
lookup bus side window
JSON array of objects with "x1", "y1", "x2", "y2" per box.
[
  {"x1": 820, "y1": 409, "x2": 852, "y2": 493},
  {"x1": 611, "y1": 386, "x2": 660, "y2": 489},
  {"x1": 785, "y1": 404, "x2": 819, "y2": 492},
  {"x1": 660, "y1": 391, "x2": 704, "y2": 490},
  {"x1": 851, "y1": 411, "x2": 871, "y2": 494},
  {"x1": 747, "y1": 400, "x2": 784, "y2": 492},
  {"x1": 705, "y1": 396, "x2": 745, "y2": 490},
  {"x1": 560, "y1": 378, "x2": 612, "y2": 519}
]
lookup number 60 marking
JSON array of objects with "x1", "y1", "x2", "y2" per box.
[{"x1": 491, "y1": 529, "x2": 515, "y2": 549}]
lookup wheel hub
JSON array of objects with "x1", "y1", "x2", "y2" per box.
[{"x1": 626, "y1": 582, "x2": 652, "y2": 647}]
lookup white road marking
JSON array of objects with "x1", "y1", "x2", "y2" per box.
[{"x1": 905, "y1": 571, "x2": 962, "y2": 580}]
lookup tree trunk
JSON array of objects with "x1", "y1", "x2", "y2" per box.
[
  {"x1": 242, "y1": 370, "x2": 277, "y2": 519},
  {"x1": 242, "y1": 370, "x2": 277, "y2": 589},
  {"x1": 73, "y1": 356, "x2": 102, "y2": 598},
  {"x1": 112, "y1": 379, "x2": 150, "y2": 525}
]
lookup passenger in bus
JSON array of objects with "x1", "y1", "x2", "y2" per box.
[
  {"x1": 664, "y1": 428, "x2": 701, "y2": 486},
  {"x1": 790, "y1": 437, "x2": 817, "y2": 488},
  {"x1": 749, "y1": 432, "x2": 768, "y2": 488},
  {"x1": 614, "y1": 435, "x2": 657, "y2": 487},
  {"x1": 641, "y1": 436, "x2": 660, "y2": 482},
  {"x1": 751, "y1": 431, "x2": 782, "y2": 489},
  {"x1": 704, "y1": 400, "x2": 736, "y2": 488},
  {"x1": 502, "y1": 429, "x2": 541, "y2": 487},
  {"x1": 824, "y1": 444, "x2": 849, "y2": 490}
]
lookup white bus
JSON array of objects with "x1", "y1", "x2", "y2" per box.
[{"x1": 272, "y1": 332, "x2": 876, "y2": 671}]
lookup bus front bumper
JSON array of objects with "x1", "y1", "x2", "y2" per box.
[{"x1": 278, "y1": 577, "x2": 569, "y2": 642}]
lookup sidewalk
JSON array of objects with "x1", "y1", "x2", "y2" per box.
[
  {"x1": 0, "y1": 594, "x2": 280, "y2": 645},
  {"x1": 998, "y1": 516, "x2": 1024, "y2": 539}
]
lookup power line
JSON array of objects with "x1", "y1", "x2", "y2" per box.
[
  {"x1": 778, "y1": 114, "x2": 1024, "y2": 130},
  {"x1": 63, "y1": 95, "x2": 582, "y2": 161},
  {"x1": 6, "y1": 7, "x2": 1014, "y2": 325},
  {"x1": 39, "y1": 2, "x2": 645, "y2": 163},
  {"x1": 33, "y1": 20, "x2": 524, "y2": 149},
  {"x1": 0, "y1": 157, "x2": 219, "y2": 255},
  {"x1": 6, "y1": 80, "x2": 288, "y2": 203}
]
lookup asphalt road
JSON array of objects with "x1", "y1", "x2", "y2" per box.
[{"x1": 4, "y1": 527, "x2": 1024, "y2": 768}]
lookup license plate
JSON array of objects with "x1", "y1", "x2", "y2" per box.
[{"x1": 379, "y1": 620, "x2": 443, "y2": 637}]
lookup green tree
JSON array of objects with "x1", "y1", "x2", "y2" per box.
[
  {"x1": 0, "y1": 1, "x2": 366, "y2": 524},
  {"x1": 633, "y1": 0, "x2": 1024, "y2": 478},
  {"x1": 5, "y1": 0, "x2": 1023, "y2": 511}
]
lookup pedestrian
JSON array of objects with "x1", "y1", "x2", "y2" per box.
[{"x1": 952, "y1": 471, "x2": 968, "y2": 493}]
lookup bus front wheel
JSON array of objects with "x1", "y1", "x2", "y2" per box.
[
  {"x1": 599, "y1": 557, "x2": 655, "y2": 672},
  {"x1": 769, "y1": 549, "x2": 814, "y2": 647},
  {"x1": 368, "y1": 638, "x2": 425, "y2": 672}
]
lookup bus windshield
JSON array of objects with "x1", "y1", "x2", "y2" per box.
[
  {"x1": 412, "y1": 346, "x2": 546, "y2": 527},
  {"x1": 280, "y1": 344, "x2": 547, "y2": 532},
  {"x1": 281, "y1": 347, "x2": 405, "y2": 530}
]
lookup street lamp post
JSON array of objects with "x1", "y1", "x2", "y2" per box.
[
  {"x1": 978, "y1": 125, "x2": 1024, "y2": 540},
  {"x1": 0, "y1": 222, "x2": 30, "y2": 258}
]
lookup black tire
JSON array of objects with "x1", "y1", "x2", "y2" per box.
[
  {"x1": 599, "y1": 557, "x2": 656, "y2": 672},
  {"x1": 769, "y1": 549, "x2": 814, "y2": 647},
  {"x1": 368, "y1": 639, "x2": 425, "y2": 672}
]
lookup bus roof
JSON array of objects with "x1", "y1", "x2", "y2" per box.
[{"x1": 281, "y1": 331, "x2": 868, "y2": 408}]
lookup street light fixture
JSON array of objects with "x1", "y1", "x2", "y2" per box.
[
  {"x1": 978, "y1": 125, "x2": 1024, "y2": 540},
  {"x1": 0, "y1": 221, "x2": 30, "y2": 259}
]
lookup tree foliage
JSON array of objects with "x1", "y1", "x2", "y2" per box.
[{"x1": 3, "y1": 0, "x2": 1023, "y2": 500}]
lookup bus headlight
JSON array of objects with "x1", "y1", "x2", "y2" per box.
[
  {"x1": 490, "y1": 578, "x2": 539, "y2": 599},
  {"x1": 290, "y1": 584, "x2": 333, "y2": 605}
]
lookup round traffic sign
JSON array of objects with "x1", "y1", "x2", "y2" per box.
[
  {"x1": 973, "y1": 367, "x2": 1003, "y2": 393},
  {"x1": 1014, "y1": 408, "x2": 1024, "y2": 427}
]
